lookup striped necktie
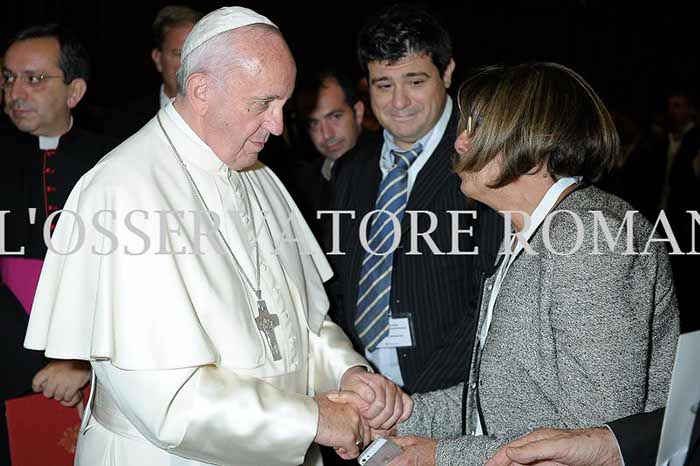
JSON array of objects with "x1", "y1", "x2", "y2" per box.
[{"x1": 355, "y1": 144, "x2": 423, "y2": 351}]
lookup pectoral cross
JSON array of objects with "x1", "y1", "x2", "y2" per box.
[{"x1": 255, "y1": 294, "x2": 282, "y2": 361}]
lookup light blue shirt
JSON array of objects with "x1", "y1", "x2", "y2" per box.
[{"x1": 365, "y1": 95, "x2": 453, "y2": 387}]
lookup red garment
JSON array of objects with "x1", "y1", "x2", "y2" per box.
[{"x1": 0, "y1": 257, "x2": 44, "y2": 314}]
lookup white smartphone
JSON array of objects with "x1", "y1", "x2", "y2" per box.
[{"x1": 357, "y1": 437, "x2": 402, "y2": 466}]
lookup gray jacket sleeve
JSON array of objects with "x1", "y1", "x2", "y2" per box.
[
  {"x1": 397, "y1": 383, "x2": 463, "y2": 439},
  {"x1": 435, "y1": 435, "x2": 503, "y2": 466},
  {"x1": 397, "y1": 384, "x2": 506, "y2": 465}
]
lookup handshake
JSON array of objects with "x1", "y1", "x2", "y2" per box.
[{"x1": 313, "y1": 367, "x2": 413, "y2": 460}]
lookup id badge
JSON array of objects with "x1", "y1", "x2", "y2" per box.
[{"x1": 376, "y1": 313, "x2": 415, "y2": 349}]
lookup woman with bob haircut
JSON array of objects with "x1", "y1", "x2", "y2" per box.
[{"x1": 388, "y1": 62, "x2": 679, "y2": 465}]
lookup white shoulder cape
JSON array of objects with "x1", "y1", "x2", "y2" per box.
[{"x1": 25, "y1": 109, "x2": 333, "y2": 370}]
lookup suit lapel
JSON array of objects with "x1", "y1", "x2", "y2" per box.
[
  {"x1": 345, "y1": 150, "x2": 383, "y2": 333},
  {"x1": 401, "y1": 108, "x2": 460, "y2": 235},
  {"x1": 344, "y1": 110, "x2": 460, "y2": 328},
  {"x1": 357, "y1": 155, "x2": 383, "y2": 214}
]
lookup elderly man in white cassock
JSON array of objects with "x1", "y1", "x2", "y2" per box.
[{"x1": 24, "y1": 6, "x2": 412, "y2": 466}]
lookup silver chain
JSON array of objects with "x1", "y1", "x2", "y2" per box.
[
  {"x1": 156, "y1": 114, "x2": 262, "y2": 299},
  {"x1": 239, "y1": 171, "x2": 261, "y2": 295}
]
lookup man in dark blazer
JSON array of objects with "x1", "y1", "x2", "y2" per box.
[
  {"x1": 653, "y1": 89, "x2": 700, "y2": 333},
  {"x1": 105, "y1": 6, "x2": 201, "y2": 141},
  {"x1": 330, "y1": 5, "x2": 502, "y2": 396},
  {"x1": 291, "y1": 67, "x2": 372, "y2": 249}
]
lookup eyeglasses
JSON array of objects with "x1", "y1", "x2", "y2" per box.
[
  {"x1": 1, "y1": 72, "x2": 65, "y2": 89},
  {"x1": 465, "y1": 114, "x2": 483, "y2": 135}
]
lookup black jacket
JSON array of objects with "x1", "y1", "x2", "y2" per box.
[
  {"x1": 609, "y1": 407, "x2": 700, "y2": 466},
  {"x1": 0, "y1": 123, "x2": 115, "y2": 464},
  {"x1": 1, "y1": 125, "x2": 117, "y2": 258}
]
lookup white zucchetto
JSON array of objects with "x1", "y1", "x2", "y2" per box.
[{"x1": 181, "y1": 6, "x2": 277, "y2": 62}]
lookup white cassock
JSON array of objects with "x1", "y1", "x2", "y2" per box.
[{"x1": 24, "y1": 102, "x2": 369, "y2": 466}]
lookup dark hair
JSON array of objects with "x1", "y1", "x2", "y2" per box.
[
  {"x1": 10, "y1": 24, "x2": 90, "y2": 84},
  {"x1": 455, "y1": 62, "x2": 620, "y2": 187},
  {"x1": 296, "y1": 68, "x2": 360, "y2": 118},
  {"x1": 152, "y1": 6, "x2": 202, "y2": 50},
  {"x1": 357, "y1": 4, "x2": 452, "y2": 77}
]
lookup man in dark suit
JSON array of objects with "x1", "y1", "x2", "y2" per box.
[
  {"x1": 0, "y1": 24, "x2": 117, "y2": 464},
  {"x1": 106, "y1": 6, "x2": 201, "y2": 141},
  {"x1": 292, "y1": 71, "x2": 376, "y2": 466},
  {"x1": 292, "y1": 68, "x2": 370, "y2": 249},
  {"x1": 330, "y1": 5, "x2": 502, "y2": 396},
  {"x1": 487, "y1": 407, "x2": 699, "y2": 466},
  {"x1": 660, "y1": 90, "x2": 700, "y2": 334}
]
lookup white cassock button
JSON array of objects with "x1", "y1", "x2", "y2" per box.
[
  {"x1": 261, "y1": 263, "x2": 268, "y2": 271},
  {"x1": 243, "y1": 216, "x2": 249, "y2": 224},
  {"x1": 470, "y1": 382, "x2": 477, "y2": 389},
  {"x1": 273, "y1": 287, "x2": 280, "y2": 295},
  {"x1": 282, "y1": 311, "x2": 289, "y2": 320},
  {"x1": 469, "y1": 430, "x2": 475, "y2": 436},
  {"x1": 486, "y1": 283, "x2": 493, "y2": 292},
  {"x1": 291, "y1": 362, "x2": 298, "y2": 371},
  {"x1": 290, "y1": 336, "x2": 298, "y2": 347}
]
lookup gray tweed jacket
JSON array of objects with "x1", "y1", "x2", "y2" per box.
[{"x1": 397, "y1": 185, "x2": 679, "y2": 465}]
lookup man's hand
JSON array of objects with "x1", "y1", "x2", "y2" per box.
[
  {"x1": 486, "y1": 427, "x2": 623, "y2": 466},
  {"x1": 314, "y1": 391, "x2": 368, "y2": 460},
  {"x1": 387, "y1": 435, "x2": 437, "y2": 466},
  {"x1": 340, "y1": 367, "x2": 413, "y2": 430},
  {"x1": 32, "y1": 360, "x2": 91, "y2": 407}
]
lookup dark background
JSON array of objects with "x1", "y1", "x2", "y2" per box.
[{"x1": 1, "y1": 0, "x2": 698, "y2": 125}]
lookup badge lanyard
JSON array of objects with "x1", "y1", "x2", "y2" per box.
[{"x1": 478, "y1": 176, "x2": 579, "y2": 352}]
